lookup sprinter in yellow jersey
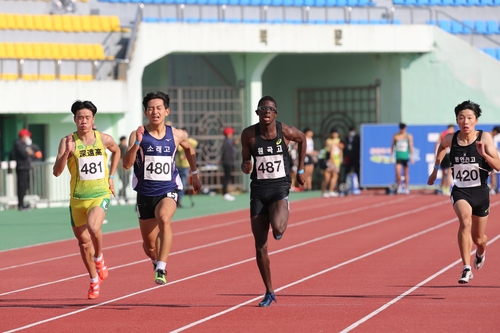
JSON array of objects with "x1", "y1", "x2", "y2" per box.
[{"x1": 53, "y1": 100, "x2": 120, "y2": 300}]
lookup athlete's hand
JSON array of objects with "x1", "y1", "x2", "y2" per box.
[
  {"x1": 241, "y1": 160, "x2": 252, "y2": 174},
  {"x1": 136, "y1": 126, "x2": 145, "y2": 143},
  {"x1": 296, "y1": 173, "x2": 306, "y2": 186},
  {"x1": 427, "y1": 169, "x2": 437, "y2": 185},
  {"x1": 65, "y1": 134, "x2": 73, "y2": 155},
  {"x1": 191, "y1": 176, "x2": 202, "y2": 194},
  {"x1": 109, "y1": 178, "x2": 116, "y2": 197},
  {"x1": 476, "y1": 140, "x2": 486, "y2": 157}
]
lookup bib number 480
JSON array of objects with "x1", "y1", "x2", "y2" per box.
[{"x1": 144, "y1": 155, "x2": 172, "y2": 181}]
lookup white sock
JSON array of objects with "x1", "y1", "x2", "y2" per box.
[
  {"x1": 90, "y1": 276, "x2": 99, "y2": 283},
  {"x1": 463, "y1": 265, "x2": 471, "y2": 271},
  {"x1": 94, "y1": 254, "x2": 103, "y2": 262},
  {"x1": 156, "y1": 261, "x2": 167, "y2": 271}
]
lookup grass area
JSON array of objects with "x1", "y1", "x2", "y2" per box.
[{"x1": 0, "y1": 190, "x2": 320, "y2": 251}]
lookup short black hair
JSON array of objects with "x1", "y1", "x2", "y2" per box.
[
  {"x1": 454, "y1": 100, "x2": 482, "y2": 118},
  {"x1": 142, "y1": 91, "x2": 170, "y2": 110},
  {"x1": 71, "y1": 100, "x2": 97, "y2": 116},
  {"x1": 330, "y1": 128, "x2": 338, "y2": 134},
  {"x1": 119, "y1": 136, "x2": 126, "y2": 141},
  {"x1": 399, "y1": 123, "x2": 406, "y2": 130},
  {"x1": 257, "y1": 95, "x2": 277, "y2": 109}
]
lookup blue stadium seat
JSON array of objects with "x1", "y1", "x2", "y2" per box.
[
  {"x1": 143, "y1": 17, "x2": 160, "y2": 23},
  {"x1": 358, "y1": 0, "x2": 371, "y2": 5},
  {"x1": 426, "y1": 19, "x2": 436, "y2": 25},
  {"x1": 201, "y1": 18, "x2": 219, "y2": 23},
  {"x1": 304, "y1": 0, "x2": 315, "y2": 5},
  {"x1": 161, "y1": 17, "x2": 178, "y2": 22},
  {"x1": 496, "y1": 48, "x2": 500, "y2": 60},
  {"x1": 325, "y1": 0, "x2": 337, "y2": 5},
  {"x1": 486, "y1": 20, "x2": 499, "y2": 34},
  {"x1": 315, "y1": 0, "x2": 326, "y2": 5},
  {"x1": 347, "y1": 0, "x2": 359, "y2": 5},
  {"x1": 438, "y1": 20, "x2": 452, "y2": 32},
  {"x1": 393, "y1": 0, "x2": 404, "y2": 4},
  {"x1": 482, "y1": 48, "x2": 496, "y2": 58},
  {"x1": 479, "y1": 0, "x2": 493, "y2": 4},
  {"x1": 462, "y1": 20, "x2": 473, "y2": 33},
  {"x1": 283, "y1": 0, "x2": 293, "y2": 4},
  {"x1": 207, "y1": 0, "x2": 218, "y2": 4},
  {"x1": 465, "y1": 0, "x2": 480, "y2": 5},
  {"x1": 451, "y1": 20, "x2": 463, "y2": 33},
  {"x1": 285, "y1": 19, "x2": 302, "y2": 23},
  {"x1": 336, "y1": 0, "x2": 347, "y2": 5},
  {"x1": 415, "y1": 0, "x2": 430, "y2": 5},
  {"x1": 248, "y1": 0, "x2": 261, "y2": 4},
  {"x1": 314, "y1": 19, "x2": 326, "y2": 24},
  {"x1": 451, "y1": 0, "x2": 466, "y2": 5},
  {"x1": 392, "y1": 19, "x2": 401, "y2": 24},
  {"x1": 493, "y1": 0, "x2": 500, "y2": 5},
  {"x1": 271, "y1": 0, "x2": 283, "y2": 4},
  {"x1": 429, "y1": 0, "x2": 442, "y2": 4},
  {"x1": 293, "y1": 0, "x2": 305, "y2": 5},
  {"x1": 242, "y1": 18, "x2": 260, "y2": 23},
  {"x1": 474, "y1": 20, "x2": 487, "y2": 34},
  {"x1": 227, "y1": 0, "x2": 240, "y2": 4}
]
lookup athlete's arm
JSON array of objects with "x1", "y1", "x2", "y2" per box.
[
  {"x1": 240, "y1": 127, "x2": 253, "y2": 174},
  {"x1": 409, "y1": 134, "x2": 414, "y2": 163},
  {"x1": 53, "y1": 134, "x2": 73, "y2": 177},
  {"x1": 122, "y1": 128, "x2": 142, "y2": 170},
  {"x1": 477, "y1": 131, "x2": 500, "y2": 171},
  {"x1": 282, "y1": 123, "x2": 306, "y2": 186},
  {"x1": 102, "y1": 133, "x2": 120, "y2": 178},
  {"x1": 174, "y1": 128, "x2": 202, "y2": 193},
  {"x1": 428, "y1": 133, "x2": 452, "y2": 185}
]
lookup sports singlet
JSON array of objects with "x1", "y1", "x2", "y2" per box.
[
  {"x1": 394, "y1": 134, "x2": 410, "y2": 160},
  {"x1": 450, "y1": 130, "x2": 491, "y2": 188},
  {"x1": 250, "y1": 121, "x2": 291, "y2": 185},
  {"x1": 67, "y1": 130, "x2": 111, "y2": 199},
  {"x1": 132, "y1": 125, "x2": 181, "y2": 196}
]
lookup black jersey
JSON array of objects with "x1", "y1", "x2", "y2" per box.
[
  {"x1": 250, "y1": 121, "x2": 291, "y2": 186},
  {"x1": 450, "y1": 130, "x2": 491, "y2": 188}
]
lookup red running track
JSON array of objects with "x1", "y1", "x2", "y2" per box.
[{"x1": 1, "y1": 192, "x2": 500, "y2": 332}]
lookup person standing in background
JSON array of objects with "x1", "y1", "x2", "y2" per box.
[
  {"x1": 11, "y1": 128, "x2": 41, "y2": 211},
  {"x1": 221, "y1": 127, "x2": 238, "y2": 201},
  {"x1": 175, "y1": 128, "x2": 199, "y2": 207},
  {"x1": 489, "y1": 126, "x2": 500, "y2": 195},
  {"x1": 435, "y1": 125, "x2": 455, "y2": 195},
  {"x1": 117, "y1": 136, "x2": 131, "y2": 203},
  {"x1": 303, "y1": 128, "x2": 317, "y2": 191},
  {"x1": 391, "y1": 123, "x2": 414, "y2": 194},
  {"x1": 341, "y1": 126, "x2": 361, "y2": 185}
]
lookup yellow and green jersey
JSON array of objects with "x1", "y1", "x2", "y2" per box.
[{"x1": 67, "y1": 130, "x2": 111, "y2": 199}]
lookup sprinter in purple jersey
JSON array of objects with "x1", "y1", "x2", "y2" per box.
[{"x1": 123, "y1": 91, "x2": 202, "y2": 285}]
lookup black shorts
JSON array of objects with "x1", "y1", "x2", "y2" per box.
[
  {"x1": 440, "y1": 153, "x2": 451, "y2": 169},
  {"x1": 396, "y1": 159, "x2": 409, "y2": 167},
  {"x1": 318, "y1": 159, "x2": 330, "y2": 170},
  {"x1": 304, "y1": 154, "x2": 315, "y2": 165},
  {"x1": 136, "y1": 192, "x2": 178, "y2": 220},
  {"x1": 250, "y1": 183, "x2": 290, "y2": 216},
  {"x1": 450, "y1": 186, "x2": 490, "y2": 217}
]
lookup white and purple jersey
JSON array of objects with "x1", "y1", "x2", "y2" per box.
[{"x1": 132, "y1": 125, "x2": 182, "y2": 196}]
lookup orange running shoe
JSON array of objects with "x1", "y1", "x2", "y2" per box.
[
  {"x1": 88, "y1": 279, "x2": 101, "y2": 299},
  {"x1": 95, "y1": 257, "x2": 109, "y2": 281}
]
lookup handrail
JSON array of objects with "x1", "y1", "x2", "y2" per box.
[
  {"x1": 390, "y1": 5, "x2": 432, "y2": 23},
  {"x1": 124, "y1": 3, "x2": 144, "y2": 61},
  {"x1": 434, "y1": 10, "x2": 500, "y2": 48}
]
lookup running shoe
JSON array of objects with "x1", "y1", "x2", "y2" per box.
[
  {"x1": 95, "y1": 257, "x2": 108, "y2": 281},
  {"x1": 273, "y1": 231, "x2": 283, "y2": 240},
  {"x1": 458, "y1": 268, "x2": 473, "y2": 284},
  {"x1": 474, "y1": 252, "x2": 485, "y2": 270},
  {"x1": 155, "y1": 269, "x2": 167, "y2": 285},
  {"x1": 258, "y1": 292, "x2": 277, "y2": 307},
  {"x1": 88, "y1": 279, "x2": 101, "y2": 299}
]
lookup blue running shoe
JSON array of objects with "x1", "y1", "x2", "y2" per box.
[
  {"x1": 273, "y1": 232, "x2": 283, "y2": 240},
  {"x1": 258, "y1": 292, "x2": 277, "y2": 307}
]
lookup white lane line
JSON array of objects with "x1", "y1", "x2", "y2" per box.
[
  {"x1": 169, "y1": 218, "x2": 458, "y2": 333},
  {"x1": 3, "y1": 201, "x2": 449, "y2": 332},
  {"x1": 339, "y1": 233, "x2": 500, "y2": 333},
  {"x1": 0, "y1": 196, "x2": 412, "y2": 271}
]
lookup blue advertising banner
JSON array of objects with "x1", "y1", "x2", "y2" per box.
[{"x1": 360, "y1": 124, "x2": 497, "y2": 188}]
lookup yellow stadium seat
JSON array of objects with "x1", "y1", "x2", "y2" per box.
[
  {"x1": 99, "y1": 16, "x2": 111, "y2": 33},
  {"x1": 14, "y1": 43, "x2": 26, "y2": 59},
  {"x1": 89, "y1": 15, "x2": 102, "y2": 33},
  {"x1": 33, "y1": 43, "x2": 44, "y2": 59},
  {"x1": 2, "y1": 73, "x2": 19, "y2": 81},
  {"x1": 68, "y1": 44, "x2": 79, "y2": 59},
  {"x1": 50, "y1": 43, "x2": 61, "y2": 59},
  {"x1": 6, "y1": 14, "x2": 16, "y2": 30},
  {"x1": 76, "y1": 44, "x2": 89, "y2": 60},
  {"x1": 14, "y1": 14, "x2": 25, "y2": 30},
  {"x1": 23, "y1": 43, "x2": 35, "y2": 59},
  {"x1": 22, "y1": 73, "x2": 39, "y2": 81},
  {"x1": 61, "y1": 15, "x2": 73, "y2": 33},
  {"x1": 72, "y1": 15, "x2": 83, "y2": 32},
  {"x1": 33, "y1": 15, "x2": 44, "y2": 31},
  {"x1": 0, "y1": 43, "x2": 6, "y2": 58},
  {"x1": 40, "y1": 74, "x2": 56, "y2": 81},
  {"x1": 91, "y1": 44, "x2": 105, "y2": 60},
  {"x1": 52, "y1": 15, "x2": 63, "y2": 32},
  {"x1": 59, "y1": 44, "x2": 72, "y2": 59},
  {"x1": 5, "y1": 43, "x2": 16, "y2": 58},
  {"x1": 109, "y1": 16, "x2": 121, "y2": 32},
  {"x1": 41, "y1": 15, "x2": 53, "y2": 31},
  {"x1": 59, "y1": 74, "x2": 76, "y2": 81},
  {"x1": 77, "y1": 74, "x2": 93, "y2": 81},
  {"x1": 41, "y1": 43, "x2": 53, "y2": 59},
  {"x1": 0, "y1": 14, "x2": 7, "y2": 30},
  {"x1": 24, "y1": 14, "x2": 35, "y2": 30},
  {"x1": 80, "y1": 15, "x2": 92, "y2": 33}
]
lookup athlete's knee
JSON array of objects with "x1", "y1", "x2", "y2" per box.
[
  {"x1": 142, "y1": 242, "x2": 156, "y2": 259},
  {"x1": 78, "y1": 239, "x2": 93, "y2": 253},
  {"x1": 255, "y1": 243, "x2": 268, "y2": 258}
]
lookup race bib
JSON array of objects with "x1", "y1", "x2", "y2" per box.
[
  {"x1": 453, "y1": 163, "x2": 481, "y2": 188},
  {"x1": 396, "y1": 140, "x2": 408, "y2": 152},
  {"x1": 255, "y1": 155, "x2": 286, "y2": 179},
  {"x1": 78, "y1": 156, "x2": 105, "y2": 181},
  {"x1": 144, "y1": 155, "x2": 172, "y2": 181}
]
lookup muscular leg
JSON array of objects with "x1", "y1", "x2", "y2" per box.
[
  {"x1": 403, "y1": 165, "x2": 410, "y2": 188},
  {"x1": 72, "y1": 225, "x2": 97, "y2": 278},
  {"x1": 471, "y1": 215, "x2": 488, "y2": 256},
  {"x1": 453, "y1": 200, "x2": 473, "y2": 266},
  {"x1": 269, "y1": 199, "x2": 289, "y2": 238},
  {"x1": 251, "y1": 214, "x2": 273, "y2": 293},
  {"x1": 395, "y1": 164, "x2": 402, "y2": 185},
  {"x1": 86, "y1": 206, "x2": 106, "y2": 259},
  {"x1": 154, "y1": 198, "x2": 176, "y2": 262},
  {"x1": 139, "y1": 218, "x2": 160, "y2": 261}
]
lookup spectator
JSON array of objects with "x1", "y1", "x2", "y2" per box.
[
  {"x1": 391, "y1": 123, "x2": 414, "y2": 194},
  {"x1": 221, "y1": 127, "x2": 238, "y2": 201},
  {"x1": 303, "y1": 128, "x2": 317, "y2": 191},
  {"x1": 11, "y1": 128, "x2": 41, "y2": 211},
  {"x1": 341, "y1": 126, "x2": 361, "y2": 184},
  {"x1": 175, "y1": 128, "x2": 199, "y2": 207},
  {"x1": 117, "y1": 136, "x2": 131, "y2": 203},
  {"x1": 490, "y1": 126, "x2": 500, "y2": 194}
]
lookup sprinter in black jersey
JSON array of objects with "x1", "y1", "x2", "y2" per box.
[
  {"x1": 241, "y1": 95, "x2": 307, "y2": 307},
  {"x1": 428, "y1": 100, "x2": 500, "y2": 284}
]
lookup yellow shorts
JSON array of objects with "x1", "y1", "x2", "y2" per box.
[{"x1": 69, "y1": 196, "x2": 110, "y2": 227}]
